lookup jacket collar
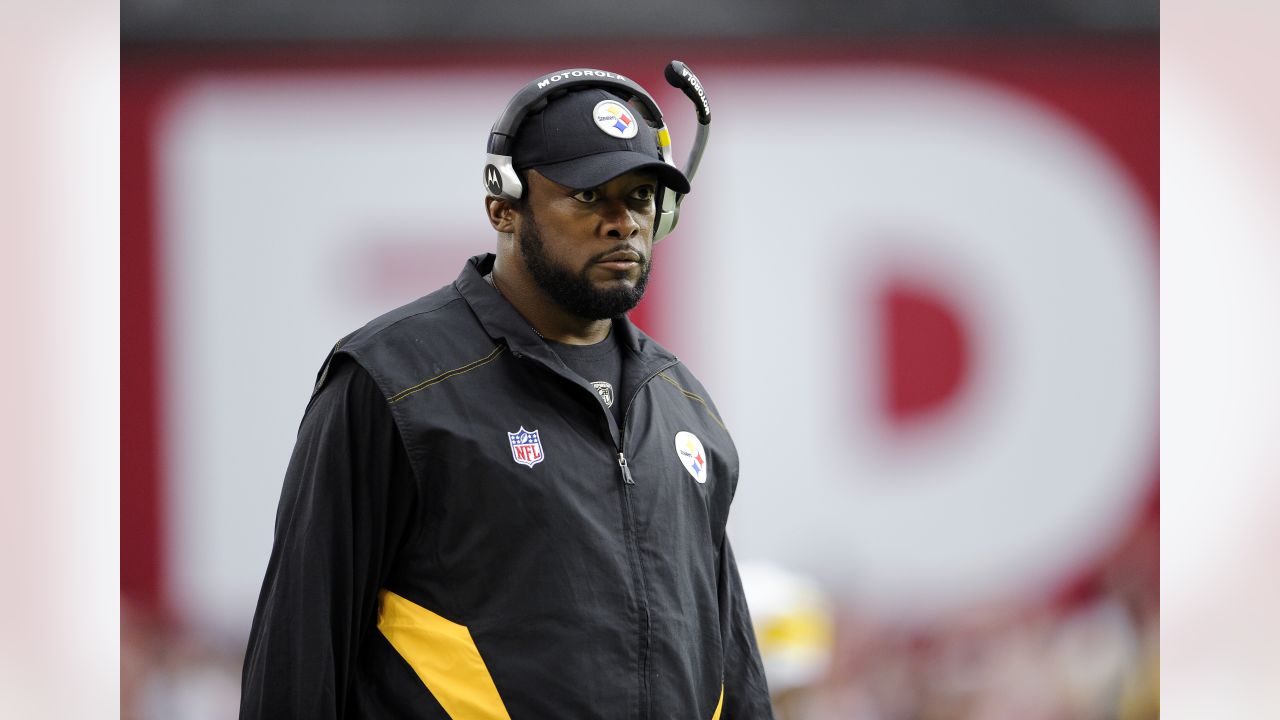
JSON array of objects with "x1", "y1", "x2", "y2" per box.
[{"x1": 454, "y1": 253, "x2": 678, "y2": 370}]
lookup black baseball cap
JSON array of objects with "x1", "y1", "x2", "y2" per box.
[{"x1": 512, "y1": 88, "x2": 691, "y2": 194}]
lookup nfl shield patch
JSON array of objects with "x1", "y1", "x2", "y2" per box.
[{"x1": 508, "y1": 426, "x2": 545, "y2": 468}]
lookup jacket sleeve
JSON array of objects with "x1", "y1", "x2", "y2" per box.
[
  {"x1": 240, "y1": 358, "x2": 417, "y2": 719},
  {"x1": 718, "y1": 536, "x2": 776, "y2": 719}
]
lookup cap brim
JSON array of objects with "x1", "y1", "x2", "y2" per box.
[{"x1": 533, "y1": 151, "x2": 691, "y2": 195}]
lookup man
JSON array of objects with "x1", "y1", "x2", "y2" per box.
[{"x1": 240, "y1": 72, "x2": 773, "y2": 719}]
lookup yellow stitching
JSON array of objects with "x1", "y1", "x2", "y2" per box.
[
  {"x1": 657, "y1": 372, "x2": 726, "y2": 430},
  {"x1": 389, "y1": 345, "x2": 505, "y2": 404}
]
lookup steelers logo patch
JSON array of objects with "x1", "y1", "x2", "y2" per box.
[
  {"x1": 592, "y1": 100, "x2": 639, "y2": 139},
  {"x1": 674, "y1": 431, "x2": 708, "y2": 484}
]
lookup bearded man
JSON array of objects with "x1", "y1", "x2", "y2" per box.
[{"x1": 240, "y1": 70, "x2": 773, "y2": 720}]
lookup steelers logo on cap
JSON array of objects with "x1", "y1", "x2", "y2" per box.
[{"x1": 592, "y1": 100, "x2": 639, "y2": 139}]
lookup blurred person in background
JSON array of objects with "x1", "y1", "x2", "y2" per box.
[
  {"x1": 239, "y1": 68, "x2": 773, "y2": 719},
  {"x1": 738, "y1": 562, "x2": 836, "y2": 720}
]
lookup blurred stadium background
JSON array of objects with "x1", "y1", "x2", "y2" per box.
[{"x1": 122, "y1": 3, "x2": 1157, "y2": 718}]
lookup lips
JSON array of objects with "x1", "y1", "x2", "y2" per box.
[
  {"x1": 592, "y1": 248, "x2": 644, "y2": 275},
  {"x1": 595, "y1": 249, "x2": 643, "y2": 265}
]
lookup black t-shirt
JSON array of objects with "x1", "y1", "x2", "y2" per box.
[{"x1": 547, "y1": 329, "x2": 625, "y2": 426}]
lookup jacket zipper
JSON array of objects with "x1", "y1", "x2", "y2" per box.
[
  {"x1": 613, "y1": 361, "x2": 677, "y2": 720},
  {"x1": 517, "y1": 348, "x2": 676, "y2": 719}
]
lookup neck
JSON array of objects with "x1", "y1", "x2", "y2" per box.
[{"x1": 490, "y1": 260, "x2": 612, "y2": 345}]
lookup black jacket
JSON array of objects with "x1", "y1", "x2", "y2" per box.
[{"x1": 241, "y1": 254, "x2": 773, "y2": 719}]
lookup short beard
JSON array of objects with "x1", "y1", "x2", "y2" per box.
[{"x1": 518, "y1": 212, "x2": 650, "y2": 321}]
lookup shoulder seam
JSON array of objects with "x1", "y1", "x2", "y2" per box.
[
  {"x1": 657, "y1": 371, "x2": 726, "y2": 430},
  {"x1": 313, "y1": 334, "x2": 352, "y2": 394},
  {"x1": 388, "y1": 344, "x2": 506, "y2": 404}
]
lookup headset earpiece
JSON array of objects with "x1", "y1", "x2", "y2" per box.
[
  {"x1": 483, "y1": 153, "x2": 523, "y2": 202},
  {"x1": 651, "y1": 125, "x2": 678, "y2": 243}
]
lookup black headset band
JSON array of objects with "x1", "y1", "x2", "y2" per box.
[{"x1": 486, "y1": 69, "x2": 665, "y2": 156}]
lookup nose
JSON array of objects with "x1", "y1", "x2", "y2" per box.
[{"x1": 599, "y1": 199, "x2": 642, "y2": 239}]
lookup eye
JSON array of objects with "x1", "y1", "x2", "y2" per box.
[
  {"x1": 571, "y1": 189, "x2": 600, "y2": 203},
  {"x1": 631, "y1": 185, "x2": 656, "y2": 202}
]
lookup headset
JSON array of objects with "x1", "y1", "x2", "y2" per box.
[{"x1": 483, "y1": 60, "x2": 712, "y2": 243}]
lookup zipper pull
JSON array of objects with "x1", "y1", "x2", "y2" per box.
[{"x1": 617, "y1": 453, "x2": 635, "y2": 485}]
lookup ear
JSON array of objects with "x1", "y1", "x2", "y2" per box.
[{"x1": 485, "y1": 196, "x2": 519, "y2": 234}]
